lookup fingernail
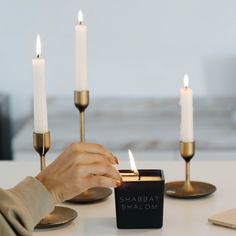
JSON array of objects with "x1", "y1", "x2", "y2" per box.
[
  {"x1": 115, "y1": 157, "x2": 120, "y2": 164},
  {"x1": 116, "y1": 180, "x2": 122, "y2": 187}
]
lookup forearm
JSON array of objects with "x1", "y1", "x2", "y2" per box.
[{"x1": 0, "y1": 177, "x2": 54, "y2": 236}]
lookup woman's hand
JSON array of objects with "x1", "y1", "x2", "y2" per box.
[{"x1": 36, "y1": 143, "x2": 121, "y2": 204}]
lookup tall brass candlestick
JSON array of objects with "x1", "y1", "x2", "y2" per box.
[
  {"x1": 33, "y1": 132, "x2": 77, "y2": 229},
  {"x1": 67, "y1": 90, "x2": 112, "y2": 203},
  {"x1": 165, "y1": 141, "x2": 216, "y2": 199}
]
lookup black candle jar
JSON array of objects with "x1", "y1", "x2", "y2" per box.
[{"x1": 114, "y1": 169, "x2": 165, "y2": 229}]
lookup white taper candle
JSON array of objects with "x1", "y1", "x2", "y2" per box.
[
  {"x1": 32, "y1": 35, "x2": 48, "y2": 133},
  {"x1": 180, "y1": 74, "x2": 194, "y2": 142},
  {"x1": 75, "y1": 10, "x2": 88, "y2": 91}
]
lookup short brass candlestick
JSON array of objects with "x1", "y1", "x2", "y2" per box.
[
  {"x1": 67, "y1": 91, "x2": 112, "y2": 203},
  {"x1": 33, "y1": 132, "x2": 77, "y2": 229},
  {"x1": 165, "y1": 141, "x2": 216, "y2": 199}
]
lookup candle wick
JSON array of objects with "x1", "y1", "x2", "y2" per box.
[
  {"x1": 37, "y1": 54, "x2": 40, "y2": 59},
  {"x1": 138, "y1": 175, "x2": 141, "y2": 181}
]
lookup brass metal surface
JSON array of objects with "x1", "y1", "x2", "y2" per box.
[
  {"x1": 165, "y1": 181, "x2": 216, "y2": 199},
  {"x1": 181, "y1": 142, "x2": 195, "y2": 193},
  {"x1": 33, "y1": 132, "x2": 51, "y2": 171},
  {"x1": 180, "y1": 141, "x2": 195, "y2": 162},
  {"x1": 35, "y1": 206, "x2": 78, "y2": 229},
  {"x1": 67, "y1": 187, "x2": 112, "y2": 203},
  {"x1": 33, "y1": 132, "x2": 51, "y2": 157},
  {"x1": 74, "y1": 90, "x2": 89, "y2": 143},
  {"x1": 74, "y1": 90, "x2": 89, "y2": 112},
  {"x1": 80, "y1": 111, "x2": 85, "y2": 143},
  {"x1": 184, "y1": 161, "x2": 193, "y2": 192}
]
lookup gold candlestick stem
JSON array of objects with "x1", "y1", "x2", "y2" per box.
[
  {"x1": 184, "y1": 161, "x2": 193, "y2": 192},
  {"x1": 80, "y1": 111, "x2": 85, "y2": 143},
  {"x1": 33, "y1": 131, "x2": 77, "y2": 229},
  {"x1": 68, "y1": 90, "x2": 112, "y2": 203},
  {"x1": 165, "y1": 141, "x2": 216, "y2": 199},
  {"x1": 40, "y1": 155, "x2": 46, "y2": 171}
]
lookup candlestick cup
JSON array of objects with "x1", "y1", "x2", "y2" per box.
[
  {"x1": 165, "y1": 141, "x2": 216, "y2": 199},
  {"x1": 33, "y1": 132, "x2": 77, "y2": 229},
  {"x1": 67, "y1": 91, "x2": 112, "y2": 203}
]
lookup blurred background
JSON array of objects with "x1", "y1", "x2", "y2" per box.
[{"x1": 1, "y1": 0, "x2": 236, "y2": 161}]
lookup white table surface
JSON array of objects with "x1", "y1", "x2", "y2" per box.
[{"x1": 0, "y1": 160, "x2": 236, "y2": 236}]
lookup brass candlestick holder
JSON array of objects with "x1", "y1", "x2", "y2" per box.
[
  {"x1": 67, "y1": 91, "x2": 112, "y2": 203},
  {"x1": 33, "y1": 132, "x2": 77, "y2": 229},
  {"x1": 165, "y1": 141, "x2": 216, "y2": 199}
]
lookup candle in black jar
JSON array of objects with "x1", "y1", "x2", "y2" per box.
[{"x1": 114, "y1": 150, "x2": 165, "y2": 229}]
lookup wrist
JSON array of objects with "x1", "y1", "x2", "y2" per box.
[{"x1": 36, "y1": 174, "x2": 60, "y2": 204}]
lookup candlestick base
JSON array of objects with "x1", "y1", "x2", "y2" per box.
[
  {"x1": 165, "y1": 181, "x2": 216, "y2": 199},
  {"x1": 35, "y1": 206, "x2": 78, "y2": 229},
  {"x1": 67, "y1": 187, "x2": 112, "y2": 203}
]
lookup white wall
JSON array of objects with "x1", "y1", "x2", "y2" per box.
[{"x1": 1, "y1": 0, "x2": 236, "y2": 121}]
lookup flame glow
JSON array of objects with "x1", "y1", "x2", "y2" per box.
[
  {"x1": 36, "y1": 34, "x2": 41, "y2": 58},
  {"x1": 128, "y1": 150, "x2": 139, "y2": 176},
  {"x1": 184, "y1": 74, "x2": 189, "y2": 88},
  {"x1": 78, "y1": 10, "x2": 83, "y2": 24}
]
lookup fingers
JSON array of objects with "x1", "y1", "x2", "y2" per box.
[
  {"x1": 89, "y1": 175, "x2": 122, "y2": 188},
  {"x1": 69, "y1": 143, "x2": 119, "y2": 164},
  {"x1": 78, "y1": 163, "x2": 122, "y2": 181}
]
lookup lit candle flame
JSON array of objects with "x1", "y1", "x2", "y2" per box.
[
  {"x1": 78, "y1": 10, "x2": 83, "y2": 24},
  {"x1": 36, "y1": 34, "x2": 41, "y2": 58},
  {"x1": 128, "y1": 149, "x2": 139, "y2": 176},
  {"x1": 184, "y1": 74, "x2": 189, "y2": 88}
]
